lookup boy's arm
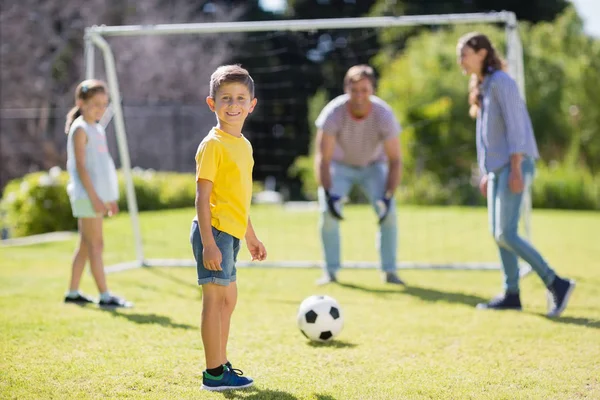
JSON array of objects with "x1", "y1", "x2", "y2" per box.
[
  {"x1": 245, "y1": 217, "x2": 267, "y2": 261},
  {"x1": 245, "y1": 216, "x2": 258, "y2": 242},
  {"x1": 196, "y1": 179, "x2": 217, "y2": 248}
]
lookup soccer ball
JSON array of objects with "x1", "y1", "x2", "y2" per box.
[{"x1": 296, "y1": 295, "x2": 343, "y2": 342}]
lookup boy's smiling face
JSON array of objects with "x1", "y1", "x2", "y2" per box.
[{"x1": 206, "y1": 82, "x2": 257, "y2": 135}]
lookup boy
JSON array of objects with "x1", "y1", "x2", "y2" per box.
[{"x1": 191, "y1": 65, "x2": 267, "y2": 391}]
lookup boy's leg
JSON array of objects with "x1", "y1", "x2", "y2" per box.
[
  {"x1": 220, "y1": 281, "x2": 237, "y2": 366},
  {"x1": 317, "y1": 162, "x2": 355, "y2": 283},
  {"x1": 201, "y1": 283, "x2": 227, "y2": 369},
  {"x1": 359, "y1": 162, "x2": 400, "y2": 282}
]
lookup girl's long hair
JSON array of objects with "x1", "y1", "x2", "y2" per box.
[
  {"x1": 457, "y1": 32, "x2": 506, "y2": 118},
  {"x1": 64, "y1": 79, "x2": 108, "y2": 134}
]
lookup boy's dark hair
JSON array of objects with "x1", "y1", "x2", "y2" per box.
[
  {"x1": 65, "y1": 79, "x2": 108, "y2": 134},
  {"x1": 209, "y1": 65, "x2": 254, "y2": 98}
]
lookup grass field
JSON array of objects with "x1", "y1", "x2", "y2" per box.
[{"x1": 1, "y1": 205, "x2": 599, "y2": 399}]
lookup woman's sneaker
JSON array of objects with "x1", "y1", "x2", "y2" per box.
[
  {"x1": 202, "y1": 365, "x2": 254, "y2": 391},
  {"x1": 547, "y1": 277, "x2": 576, "y2": 317},
  {"x1": 476, "y1": 292, "x2": 522, "y2": 310}
]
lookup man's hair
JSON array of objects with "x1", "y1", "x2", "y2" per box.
[
  {"x1": 343, "y1": 64, "x2": 376, "y2": 88},
  {"x1": 209, "y1": 64, "x2": 254, "y2": 98}
]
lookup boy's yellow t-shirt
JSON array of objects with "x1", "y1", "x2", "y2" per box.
[{"x1": 195, "y1": 127, "x2": 254, "y2": 239}]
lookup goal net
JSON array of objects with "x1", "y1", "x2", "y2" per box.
[{"x1": 83, "y1": 12, "x2": 531, "y2": 274}]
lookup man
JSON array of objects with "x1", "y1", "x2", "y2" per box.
[{"x1": 314, "y1": 64, "x2": 403, "y2": 286}]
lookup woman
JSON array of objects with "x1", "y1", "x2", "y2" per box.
[{"x1": 457, "y1": 32, "x2": 574, "y2": 317}]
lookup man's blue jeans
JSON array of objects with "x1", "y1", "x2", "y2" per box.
[
  {"x1": 318, "y1": 161, "x2": 397, "y2": 274},
  {"x1": 487, "y1": 157, "x2": 556, "y2": 293}
]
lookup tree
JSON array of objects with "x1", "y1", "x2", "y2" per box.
[
  {"x1": 374, "y1": 5, "x2": 600, "y2": 199},
  {"x1": 0, "y1": 0, "x2": 241, "y2": 189}
]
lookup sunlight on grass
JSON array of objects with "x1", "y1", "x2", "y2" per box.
[{"x1": 1, "y1": 205, "x2": 599, "y2": 399}]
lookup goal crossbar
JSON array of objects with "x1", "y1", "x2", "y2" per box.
[
  {"x1": 87, "y1": 12, "x2": 517, "y2": 37},
  {"x1": 84, "y1": 12, "x2": 530, "y2": 275}
]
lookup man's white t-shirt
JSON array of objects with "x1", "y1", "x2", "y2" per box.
[{"x1": 315, "y1": 94, "x2": 401, "y2": 167}]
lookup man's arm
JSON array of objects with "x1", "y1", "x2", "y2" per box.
[
  {"x1": 314, "y1": 129, "x2": 336, "y2": 190},
  {"x1": 383, "y1": 136, "x2": 402, "y2": 196}
]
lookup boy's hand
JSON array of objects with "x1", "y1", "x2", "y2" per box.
[
  {"x1": 108, "y1": 202, "x2": 119, "y2": 217},
  {"x1": 203, "y1": 243, "x2": 223, "y2": 271},
  {"x1": 246, "y1": 237, "x2": 267, "y2": 261}
]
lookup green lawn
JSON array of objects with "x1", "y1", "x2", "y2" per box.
[{"x1": 1, "y1": 205, "x2": 599, "y2": 399}]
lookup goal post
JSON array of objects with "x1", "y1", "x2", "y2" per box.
[{"x1": 83, "y1": 12, "x2": 530, "y2": 274}]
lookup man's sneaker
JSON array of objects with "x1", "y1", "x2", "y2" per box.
[
  {"x1": 383, "y1": 272, "x2": 405, "y2": 285},
  {"x1": 99, "y1": 295, "x2": 133, "y2": 308},
  {"x1": 476, "y1": 292, "x2": 522, "y2": 311},
  {"x1": 64, "y1": 293, "x2": 96, "y2": 305},
  {"x1": 316, "y1": 271, "x2": 337, "y2": 286},
  {"x1": 202, "y1": 365, "x2": 254, "y2": 391},
  {"x1": 546, "y1": 277, "x2": 576, "y2": 317}
]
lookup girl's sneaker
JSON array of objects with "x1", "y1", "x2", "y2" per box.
[
  {"x1": 202, "y1": 365, "x2": 253, "y2": 391},
  {"x1": 98, "y1": 294, "x2": 133, "y2": 308},
  {"x1": 64, "y1": 292, "x2": 96, "y2": 305}
]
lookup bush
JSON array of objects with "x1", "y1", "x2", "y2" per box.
[
  {"x1": 532, "y1": 163, "x2": 600, "y2": 210},
  {"x1": 0, "y1": 167, "x2": 77, "y2": 237},
  {"x1": 1, "y1": 167, "x2": 199, "y2": 238}
]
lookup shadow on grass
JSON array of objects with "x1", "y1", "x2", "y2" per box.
[
  {"x1": 94, "y1": 308, "x2": 196, "y2": 330},
  {"x1": 538, "y1": 314, "x2": 600, "y2": 329},
  {"x1": 144, "y1": 267, "x2": 199, "y2": 291},
  {"x1": 314, "y1": 395, "x2": 337, "y2": 400},
  {"x1": 220, "y1": 387, "x2": 300, "y2": 399},
  {"x1": 306, "y1": 339, "x2": 357, "y2": 349},
  {"x1": 337, "y1": 282, "x2": 487, "y2": 307}
]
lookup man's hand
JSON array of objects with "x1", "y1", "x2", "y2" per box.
[
  {"x1": 325, "y1": 190, "x2": 344, "y2": 220},
  {"x1": 246, "y1": 237, "x2": 267, "y2": 261},
  {"x1": 375, "y1": 193, "x2": 393, "y2": 224},
  {"x1": 203, "y1": 243, "x2": 223, "y2": 271}
]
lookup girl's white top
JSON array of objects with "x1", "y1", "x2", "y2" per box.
[{"x1": 66, "y1": 116, "x2": 119, "y2": 202}]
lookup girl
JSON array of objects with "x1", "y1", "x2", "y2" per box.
[
  {"x1": 64, "y1": 79, "x2": 132, "y2": 308},
  {"x1": 457, "y1": 32, "x2": 574, "y2": 317}
]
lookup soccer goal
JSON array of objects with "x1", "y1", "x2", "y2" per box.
[{"x1": 83, "y1": 12, "x2": 532, "y2": 274}]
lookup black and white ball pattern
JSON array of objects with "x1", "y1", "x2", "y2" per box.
[{"x1": 297, "y1": 295, "x2": 343, "y2": 342}]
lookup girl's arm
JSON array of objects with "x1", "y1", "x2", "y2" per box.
[{"x1": 73, "y1": 128, "x2": 104, "y2": 212}]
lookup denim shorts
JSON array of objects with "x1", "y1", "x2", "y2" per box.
[{"x1": 190, "y1": 220, "x2": 240, "y2": 286}]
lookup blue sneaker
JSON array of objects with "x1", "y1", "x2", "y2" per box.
[
  {"x1": 201, "y1": 365, "x2": 254, "y2": 391},
  {"x1": 547, "y1": 277, "x2": 576, "y2": 317}
]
